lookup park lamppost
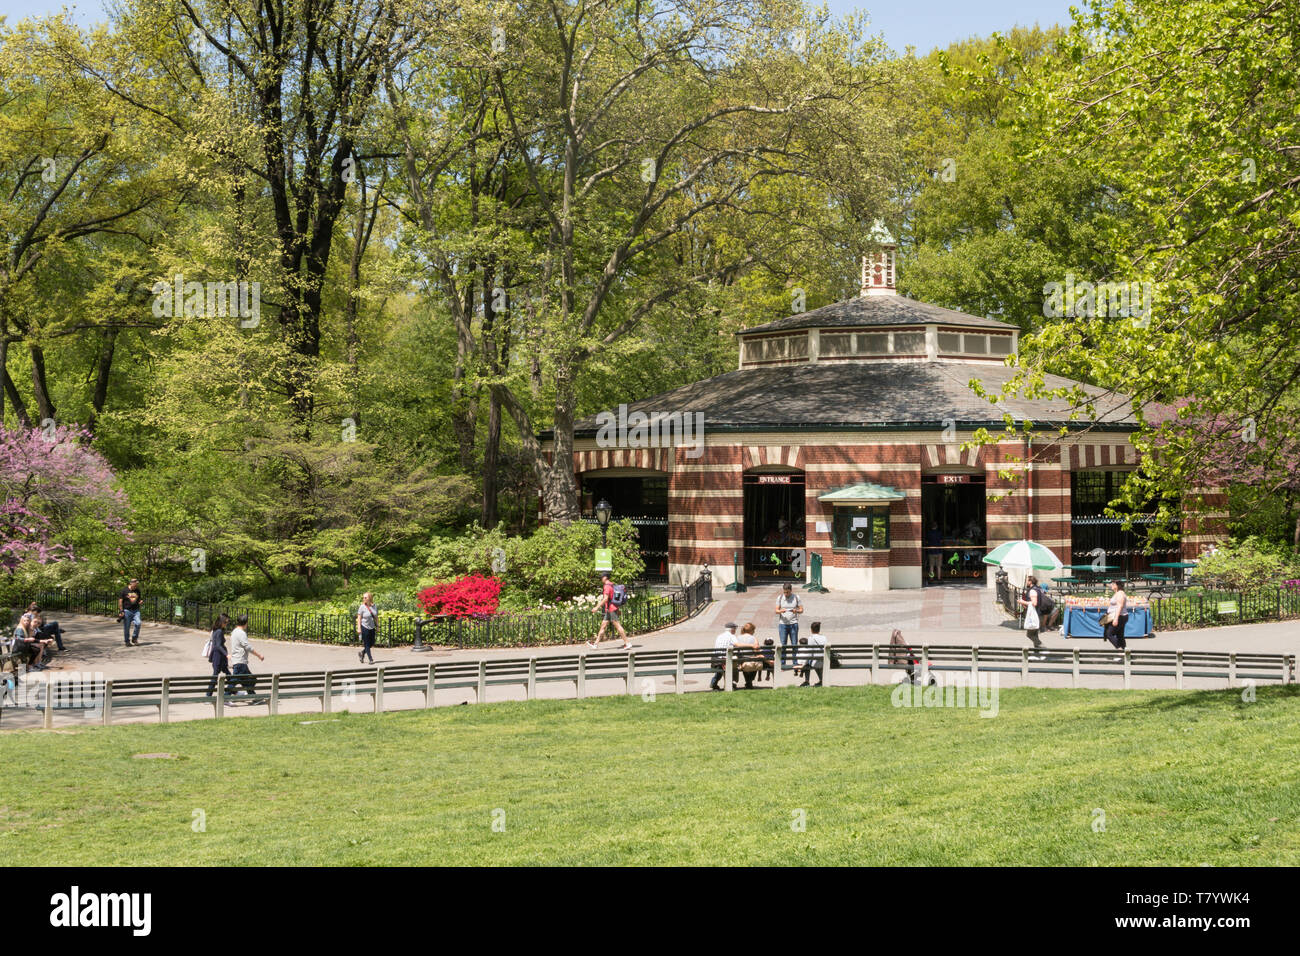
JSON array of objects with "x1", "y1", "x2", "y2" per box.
[{"x1": 594, "y1": 498, "x2": 613, "y2": 547}]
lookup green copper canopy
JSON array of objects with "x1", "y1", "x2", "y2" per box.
[{"x1": 817, "y1": 482, "x2": 905, "y2": 503}]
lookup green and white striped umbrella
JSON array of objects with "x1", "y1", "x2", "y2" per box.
[{"x1": 981, "y1": 539, "x2": 1064, "y2": 572}]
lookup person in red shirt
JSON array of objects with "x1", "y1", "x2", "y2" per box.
[{"x1": 588, "y1": 572, "x2": 630, "y2": 650}]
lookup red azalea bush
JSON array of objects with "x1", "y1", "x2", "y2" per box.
[{"x1": 417, "y1": 574, "x2": 502, "y2": 618}]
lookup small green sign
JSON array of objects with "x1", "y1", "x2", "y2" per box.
[
  {"x1": 594, "y1": 548, "x2": 613, "y2": 571},
  {"x1": 1217, "y1": 601, "x2": 1239, "y2": 616}
]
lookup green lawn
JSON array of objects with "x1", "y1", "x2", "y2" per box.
[{"x1": 3, "y1": 685, "x2": 1298, "y2": 865}]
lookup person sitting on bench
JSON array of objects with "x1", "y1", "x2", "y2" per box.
[
  {"x1": 796, "y1": 622, "x2": 826, "y2": 686},
  {"x1": 733, "y1": 623, "x2": 762, "y2": 689},
  {"x1": 31, "y1": 609, "x2": 65, "y2": 651},
  {"x1": 10, "y1": 616, "x2": 53, "y2": 671}
]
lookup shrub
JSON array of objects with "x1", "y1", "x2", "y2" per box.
[
  {"x1": 180, "y1": 576, "x2": 242, "y2": 604},
  {"x1": 415, "y1": 520, "x2": 644, "y2": 603},
  {"x1": 417, "y1": 574, "x2": 503, "y2": 618},
  {"x1": 1195, "y1": 536, "x2": 1300, "y2": 591},
  {"x1": 375, "y1": 589, "x2": 418, "y2": 614},
  {"x1": 413, "y1": 524, "x2": 510, "y2": 580},
  {"x1": 510, "y1": 518, "x2": 644, "y2": 602}
]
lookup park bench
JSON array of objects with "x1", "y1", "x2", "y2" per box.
[{"x1": 1, "y1": 648, "x2": 25, "y2": 679}]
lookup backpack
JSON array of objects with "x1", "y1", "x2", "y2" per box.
[
  {"x1": 610, "y1": 583, "x2": 629, "y2": 607},
  {"x1": 1034, "y1": 586, "x2": 1055, "y2": 617}
]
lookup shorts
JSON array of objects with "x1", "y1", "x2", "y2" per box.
[{"x1": 602, "y1": 609, "x2": 620, "y2": 623}]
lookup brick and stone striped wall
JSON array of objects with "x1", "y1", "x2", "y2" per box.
[{"x1": 563, "y1": 432, "x2": 1221, "y2": 589}]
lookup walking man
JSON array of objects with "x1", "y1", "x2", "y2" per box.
[
  {"x1": 588, "y1": 572, "x2": 630, "y2": 650},
  {"x1": 229, "y1": 613, "x2": 264, "y2": 696},
  {"x1": 119, "y1": 578, "x2": 143, "y2": 646},
  {"x1": 357, "y1": 593, "x2": 378, "y2": 664},
  {"x1": 774, "y1": 582, "x2": 803, "y2": 668}
]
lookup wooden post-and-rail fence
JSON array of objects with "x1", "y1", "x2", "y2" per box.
[{"x1": 5, "y1": 642, "x2": 1294, "y2": 730}]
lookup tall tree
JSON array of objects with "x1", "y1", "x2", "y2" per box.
[{"x1": 431, "y1": 0, "x2": 900, "y2": 521}]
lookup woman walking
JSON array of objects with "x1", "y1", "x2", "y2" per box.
[
  {"x1": 1104, "y1": 580, "x2": 1129, "y2": 650},
  {"x1": 1018, "y1": 575, "x2": 1044, "y2": 651},
  {"x1": 357, "y1": 593, "x2": 378, "y2": 664},
  {"x1": 205, "y1": 613, "x2": 232, "y2": 697}
]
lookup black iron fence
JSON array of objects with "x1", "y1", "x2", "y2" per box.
[
  {"x1": 1148, "y1": 586, "x2": 1300, "y2": 630},
  {"x1": 13, "y1": 575, "x2": 712, "y2": 650},
  {"x1": 997, "y1": 572, "x2": 1300, "y2": 631}
]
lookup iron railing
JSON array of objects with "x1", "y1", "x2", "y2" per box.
[{"x1": 13, "y1": 575, "x2": 713, "y2": 650}]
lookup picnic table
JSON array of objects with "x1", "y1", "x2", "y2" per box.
[
  {"x1": 1151, "y1": 561, "x2": 1198, "y2": 585},
  {"x1": 1137, "y1": 572, "x2": 1174, "y2": 595},
  {"x1": 1061, "y1": 564, "x2": 1119, "y2": 588}
]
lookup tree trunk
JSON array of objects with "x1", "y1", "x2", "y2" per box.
[
  {"x1": 29, "y1": 343, "x2": 55, "y2": 424},
  {"x1": 2, "y1": 362, "x2": 31, "y2": 428},
  {"x1": 450, "y1": 297, "x2": 478, "y2": 472},
  {"x1": 491, "y1": 376, "x2": 581, "y2": 525},
  {"x1": 483, "y1": 390, "x2": 501, "y2": 526},
  {"x1": 87, "y1": 326, "x2": 118, "y2": 434},
  {"x1": 481, "y1": 265, "x2": 507, "y2": 527}
]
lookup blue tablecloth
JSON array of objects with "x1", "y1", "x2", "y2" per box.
[{"x1": 1062, "y1": 605, "x2": 1152, "y2": 639}]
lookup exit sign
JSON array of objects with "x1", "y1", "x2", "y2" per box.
[{"x1": 940, "y1": 474, "x2": 970, "y2": 484}]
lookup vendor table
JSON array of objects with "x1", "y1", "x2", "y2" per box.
[{"x1": 1062, "y1": 603, "x2": 1153, "y2": 639}]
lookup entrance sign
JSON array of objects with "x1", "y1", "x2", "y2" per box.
[
  {"x1": 594, "y1": 548, "x2": 613, "y2": 571},
  {"x1": 757, "y1": 475, "x2": 792, "y2": 484}
]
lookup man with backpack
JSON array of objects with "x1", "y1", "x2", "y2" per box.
[{"x1": 588, "y1": 572, "x2": 631, "y2": 650}]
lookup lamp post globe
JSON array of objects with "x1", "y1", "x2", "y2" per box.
[{"x1": 595, "y1": 498, "x2": 613, "y2": 547}]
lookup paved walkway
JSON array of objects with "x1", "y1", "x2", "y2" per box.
[{"x1": 3, "y1": 586, "x2": 1295, "y2": 730}]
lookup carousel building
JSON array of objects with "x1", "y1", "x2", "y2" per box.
[{"x1": 550, "y1": 233, "x2": 1227, "y2": 591}]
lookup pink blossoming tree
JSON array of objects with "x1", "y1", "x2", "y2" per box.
[{"x1": 0, "y1": 424, "x2": 129, "y2": 573}]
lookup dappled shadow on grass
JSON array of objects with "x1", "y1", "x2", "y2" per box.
[{"x1": 1094, "y1": 682, "x2": 1299, "y2": 717}]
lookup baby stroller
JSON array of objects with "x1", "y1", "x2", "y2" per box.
[{"x1": 889, "y1": 629, "x2": 935, "y2": 686}]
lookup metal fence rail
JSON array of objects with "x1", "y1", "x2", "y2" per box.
[
  {"x1": 7, "y1": 639, "x2": 1292, "y2": 729},
  {"x1": 13, "y1": 574, "x2": 712, "y2": 650}
]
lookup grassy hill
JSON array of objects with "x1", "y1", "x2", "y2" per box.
[{"x1": 2, "y1": 685, "x2": 1297, "y2": 865}]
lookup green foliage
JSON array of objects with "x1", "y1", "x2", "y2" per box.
[
  {"x1": 510, "y1": 519, "x2": 644, "y2": 602},
  {"x1": 1193, "y1": 537, "x2": 1300, "y2": 592},
  {"x1": 415, "y1": 519, "x2": 644, "y2": 603}
]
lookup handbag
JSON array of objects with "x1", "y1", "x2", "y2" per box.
[
  {"x1": 830, "y1": 650, "x2": 843, "y2": 669},
  {"x1": 1099, "y1": 613, "x2": 1113, "y2": 627}
]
